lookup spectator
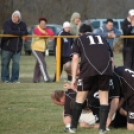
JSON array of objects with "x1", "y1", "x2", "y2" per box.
[
  {"x1": 95, "y1": 19, "x2": 121, "y2": 49},
  {"x1": 70, "y1": 12, "x2": 81, "y2": 35},
  {"x1": 0, "y1": 10, "x2": 28, "y2": 83},
  {"x1": 53, "y1": 21, "x2": 73, "y2": 82},
  {"x1": 31, "y1": 17, "x2": 54, "y2": 83},
  {"x1": 83, "y1": 19, "x2": 94, "y2": 31},
  {"x1": 122, "y1": 9, "x2": 134, "y2": 70}
]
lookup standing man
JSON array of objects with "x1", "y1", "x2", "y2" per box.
[
  {"x1": 122, "y1": 9, "x2": 134, "y2": 70},
  {"x1": 95, "y1": 19, "x2": 121, "y2": 49},
  {"x1": 1, "y1": 10, "x2": 28, "y2": 83},
  {"x1": 66, "y1": 24, "x2": 113, "y2": 134}
]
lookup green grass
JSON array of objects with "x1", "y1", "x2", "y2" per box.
[{"x1": 0, "y1": 52, "x2": 133, "y2": 134}]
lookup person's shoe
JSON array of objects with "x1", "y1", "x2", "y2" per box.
[
  {"x1": 3, "y1": 80, "x2": 10, "y2": 83},
  {"x1": 33, "y1": 81, "x2": 39, "y2": 83},
  {"x1": 64, "y1": 127, "x2": 76, "y2": 133},
  {"x1": 12, "y1": 81, "x2": 20, "y2": 84},
  {"x1": 45, "y1": 79, "x2": 53, "y2": 83},
  {"x1": 99, "y1": 129, "x2": 108, "y2": 134},
  {"x1": 106, "y1": 128, "x2": 110, "y2": 131}
]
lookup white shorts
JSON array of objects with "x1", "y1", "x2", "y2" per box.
[{"x1": 79, "y1": 110, "x2": 96, "y2": 125}]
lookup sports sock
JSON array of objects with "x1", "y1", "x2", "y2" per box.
[
  {"x1": 70, "y1": 102, "x2": 83, "y2": 129},
  {"x1": 99, "y1": 105, "x2": 109, "y2": 130}
]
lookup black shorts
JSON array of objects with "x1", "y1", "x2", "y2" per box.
[{"x1": 77, "y1": 75, "x2": 110, "y2": 91}]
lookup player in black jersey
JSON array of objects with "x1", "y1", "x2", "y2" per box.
[
  {"x1": 51, "y1": 80, "x2": 119, "y2": 131},
  {"x1": 67, "y1": 24, "x2": 113, "y2": 134},
  {"x1": 51, "y1": 89, "x2": 99, "y2": 129},
  {"x1": 114, "y1": 66, "x2": 134, "y2": 130}
]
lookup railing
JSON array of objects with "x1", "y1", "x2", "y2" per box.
[{"x1": 0, "y1": 34, "x2": 134, "y2": 82}]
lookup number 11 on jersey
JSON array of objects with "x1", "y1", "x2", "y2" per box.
[{"x1": 87, "y1": 35, "x2": 104, "y2": 45}]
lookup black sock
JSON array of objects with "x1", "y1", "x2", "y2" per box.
[
  {"x1": 99, "y1": 105, "x2": 109, "y2": 130},
  {"x1": 71, "y1": 102, "x2": 83, "y2": 129}
]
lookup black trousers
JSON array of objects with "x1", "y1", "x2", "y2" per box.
[
  {"x1": 53, "y1": 57, "x2": 71, "y2": 81},
  {"x1": 123, "y1": 46, "x2": 134, "y2": 71}
]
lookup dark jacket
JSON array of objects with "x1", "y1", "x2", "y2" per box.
[
  {"x1": 55, "y1": 30, "x2": 73, "y2": 57},
  {"x1": 56, "y1": 30, "x2": 73, "y2": 57},
  {"x1": 1, "y1": 19, "x2": 28, "y2": 52},
  {"x1": 122, "y1": 18, "x2": 134, "y2": 46}
]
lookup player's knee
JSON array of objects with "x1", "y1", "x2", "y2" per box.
[{"x1": 76, "y1": 92, "x2": 88, "y2": 103}]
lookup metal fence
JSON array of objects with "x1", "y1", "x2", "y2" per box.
[{"x1": 0, "y1": 34, "x2": 134, "y2": 82}]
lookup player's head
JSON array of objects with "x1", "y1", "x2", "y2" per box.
[
  {"x1": 106, "y1": 19, "x2": 114, "y2": 31},
  {"x1": 51, "y1": 90, "x2": 65, "y2": 106},
  {"x1": 79, "y1": 24, "x2": 93, "y2": 35},
  {"x1": 64, "y1": 62, "x2": 72, "y2": 76},
  {"x1": 64, "y1": 62, "x2": 80, "y2": 76}
]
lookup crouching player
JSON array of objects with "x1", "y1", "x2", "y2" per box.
[
  {"x1": 114, "y1": 66, "x2": 134, "y2": 130},
  {"x1": 51, "y1": 89, "x2": 99, "y2": 130}
]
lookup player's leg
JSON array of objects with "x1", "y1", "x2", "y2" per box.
[
  {"x1": 66, "y1": 77, "x2": 91, "y2": 133},
  {"x1": 98, "y1": 76, "x2": 110, "y2": 134},
  {"x1": 70, "y1": 91, "x2": 88, "y2": 129}
]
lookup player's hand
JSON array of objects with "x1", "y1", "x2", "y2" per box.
[
  {"x1": 63, "y1": 83, "x2": 71, "y2": 89},
  {"x1": 71, "y1": 79, "x2": 77, "y2": 90}
]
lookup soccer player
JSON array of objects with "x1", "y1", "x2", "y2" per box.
[{"x1": 67, "y1": 24, "x2": 113, "y2": 134}]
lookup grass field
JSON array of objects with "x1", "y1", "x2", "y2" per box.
[{"x1": 0, "y1": 52, "x2": 133, "y2": 134}]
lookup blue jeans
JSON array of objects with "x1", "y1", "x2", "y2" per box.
[{"x1": 1, "y1": 50, "x2": 21, "y2": 82}]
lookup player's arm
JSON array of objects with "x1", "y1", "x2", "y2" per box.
[
  {"x1": 63, "y1": 112, "x2": 72, "y2": 127},
  {"x1": 119, "y1": 107, "x2": 127, "y2": 117},
  {"x1": 71, "y1": 54, "x2": 79, "y2": 90},
  {"x1": 106, "y1": 97, "x2": 119, "y2": 128},
  {"x1": 118, "y1": 97, "x2": 125, "y2": 109},
  {"x1": 107, "y1": 73, "x2": 120, "y2": 127},
  {"x1": 71, "y1": 38, "x2": 81, "y2": 90}
]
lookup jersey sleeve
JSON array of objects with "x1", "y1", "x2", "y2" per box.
[
  {"x1": 71, "y1": 38, "x2": 81, "y2": 57},
  {"x1": 64, "y1": 95, "x2": 72, "y2": 117},
  {"x1": 110, "y1": 72, "x2": 121, "y2": 98}
]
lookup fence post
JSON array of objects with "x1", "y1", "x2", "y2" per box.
[{"x1": 56, "y1": 37, "x2": 61, "y2": 82}]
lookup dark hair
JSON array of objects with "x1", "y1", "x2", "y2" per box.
[
  {"x1": 51, "y1": 90, "x2": 64, "y2": 102},
  {"x1": 106, "y1": 19, "x2": 114, "y2": 24},
  {"x1": 79, "y1": 24, "x2": 92, "y2": 33},
  {"x1": 38, "y1": 17, "x2": 47, "y2": 23}
]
